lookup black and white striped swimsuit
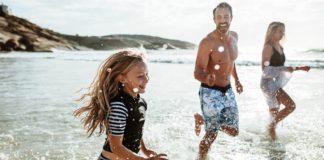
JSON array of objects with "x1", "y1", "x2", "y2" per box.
[{"x1": 103, "y1": 90, "x2": 147, "y2": 153}]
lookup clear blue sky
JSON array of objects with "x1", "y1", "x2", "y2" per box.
[{"x1": 2, "y1": 0, "x2": 324, "y2": 49}]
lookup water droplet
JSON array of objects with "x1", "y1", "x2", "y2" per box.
[
  {"x1": 264, "y1": 61, "x2": 270, "y2": 66},
  {"x1": 133, "y1": 88, "x2": 139, "y2": 93},
  {"x1": 214, "y1": 64, "x2": 220, "y2": 70},
  {"x1": 218, "y1": 46, "x2": 224, "y2": 52},
  {"x1": 107, "y1": 68, "x2": 112, "y2": 72}
]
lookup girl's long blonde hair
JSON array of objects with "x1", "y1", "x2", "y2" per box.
[
  {"x1": 74, "y1": 50, "x2": 146, "y2": 137},
  {"x1": 264, "y1": 21, "x2": 285, "y2": 45}
]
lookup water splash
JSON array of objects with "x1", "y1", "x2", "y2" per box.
[
  {"x1": 214, "y1": 64, "x2": 220, "y2": 70},
  {"x1": 218, "y1": 46, "x2": 224, "y2": 53},
  {"x1": 264, "y1": 61, "x2": 270, "y2": 66},
  {"x1": 133, "y1": 88, "x2": 139, "y2": 93}
]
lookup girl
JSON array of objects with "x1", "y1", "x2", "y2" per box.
[
  {"x1": 74, "y1": 50, "x2": 167, "y2": 160},
  {"x1": 260, "y1": 22, "x2": 310, "y2": 141}
]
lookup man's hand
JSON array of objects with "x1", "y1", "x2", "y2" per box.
[
  {"x1": 206, "y1": 73, "x2": 216, "y2": 86},
  {"x1": 235, "y1": 81, "x2": 243, "y2": 94}
]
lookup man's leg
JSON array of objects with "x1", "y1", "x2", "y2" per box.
[
  {"x1": 198, "y1": 132, "x2": 217, "y2": 160},
  {"x1": 194, "y1": 113, "x2": 204, "y2": 136},
  {"x1": 221, "y1": 126, "x2": 238, "y2": 137}
]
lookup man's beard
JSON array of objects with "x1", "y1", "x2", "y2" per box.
[{"x1": 217, "y1": 22, "x2": 230, "y2": 34}]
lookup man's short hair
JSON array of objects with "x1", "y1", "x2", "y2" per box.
[{"x1": 213, "y1": 2, "x2": 233, "y2": 18}]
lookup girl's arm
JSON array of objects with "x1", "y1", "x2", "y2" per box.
[
  {"x1": 140, "y1": 138, "x2": 168, "y2": 160},
  {"x1": 141, "y1": 138, "x2": 157, "y2": 157},
  {"x1": 109, "y1": 135, "x2": 147, "y2": 160}
]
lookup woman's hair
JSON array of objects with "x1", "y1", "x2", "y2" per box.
[
  {"x1": 264, "y1": 21, "x2": 285, "y2": 45},
  {"x1": 74, "y1": 50, "x2": 146, "y2": 137}
]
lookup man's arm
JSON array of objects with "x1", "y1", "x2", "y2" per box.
[
  {"x1": 231, "y1": 63, "x2": 243, "y2": 94},
  {"x1": 226, "y1": 31, "x2": 238, "y2": 56},
  {"x1": 194, "y1": 38, "x2": 215, "y2": 85},
  {"x1": 231, "y1": 63, "x2": 239, "y2": 83}
]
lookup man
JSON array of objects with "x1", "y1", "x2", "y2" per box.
[{"x1": 193, "y1": 2, "x2": 243, "y2": 159}]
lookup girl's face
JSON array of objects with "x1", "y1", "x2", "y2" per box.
[
  {"x1": 121, "y1": 61, "x2": 149, "y2": 97},
  {"x1": 273, "y1": 26, "x2": 285, "y2": 42}
]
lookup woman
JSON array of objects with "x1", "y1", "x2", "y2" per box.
[{"x1": 260, "y1": 22, "x2": 310, "y2": 141}]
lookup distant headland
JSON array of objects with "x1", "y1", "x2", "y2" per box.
[{"x1": 0, "y1": 4, "x2": 196, "y2": 52}]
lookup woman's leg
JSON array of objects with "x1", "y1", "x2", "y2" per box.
[
  {"x1": 275, "y1": 88, "x2": 296, "y2": 123},
  {"x1": 268, "y1": 88, "x2": 295, "y2": 141},
  {"x1": 268, "y1": 108, "x2": 278, "y2": 141}
]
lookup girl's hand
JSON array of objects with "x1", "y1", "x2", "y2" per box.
[
  {"x1": 144, "y1": 149, "x2": 157, "y2": 158},
  {"x1": 147, "y1": 153, "x2": 168, "y2": 160}
]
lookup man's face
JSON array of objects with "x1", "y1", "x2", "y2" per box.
[{"x1": 214, "y1": 7, "x2": 232, "y2": 34}]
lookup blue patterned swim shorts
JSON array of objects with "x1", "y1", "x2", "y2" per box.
[{"x1": 199, "y1": 84, "x2": 239, "y2": 134}]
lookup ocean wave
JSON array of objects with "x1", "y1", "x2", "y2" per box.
[
  {"x1": 148, "y1": 59, "x2": 324, "y2": 69},
  {"x1": 2, "y1": 51, "x2": 324, "y2": 69},
  {"x1": 305, "y1": 48, "x2": 324, "y2": 53}
]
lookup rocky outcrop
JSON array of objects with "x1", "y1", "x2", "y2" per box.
[
  {"x1": 0, "y1": 12, "x2": 196, "y2": 52},
  {"x1": 62, "y1": 34, "x2": 196, "y2": 50},
  {"x1": 0, "y1": 14, "x2": 82, "y2": 52}
]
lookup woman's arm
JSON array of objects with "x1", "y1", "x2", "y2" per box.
[{"x1": 261, "y1": 45, "x2": 273, "y2": 71}]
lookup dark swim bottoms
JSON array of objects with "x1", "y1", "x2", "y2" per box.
[
  {"x1": 97, "y1": 154, "x2": 110, "y2": 160},
  {"x1": 201, "y1": 83, "x2": 231, "y2": 94}
]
